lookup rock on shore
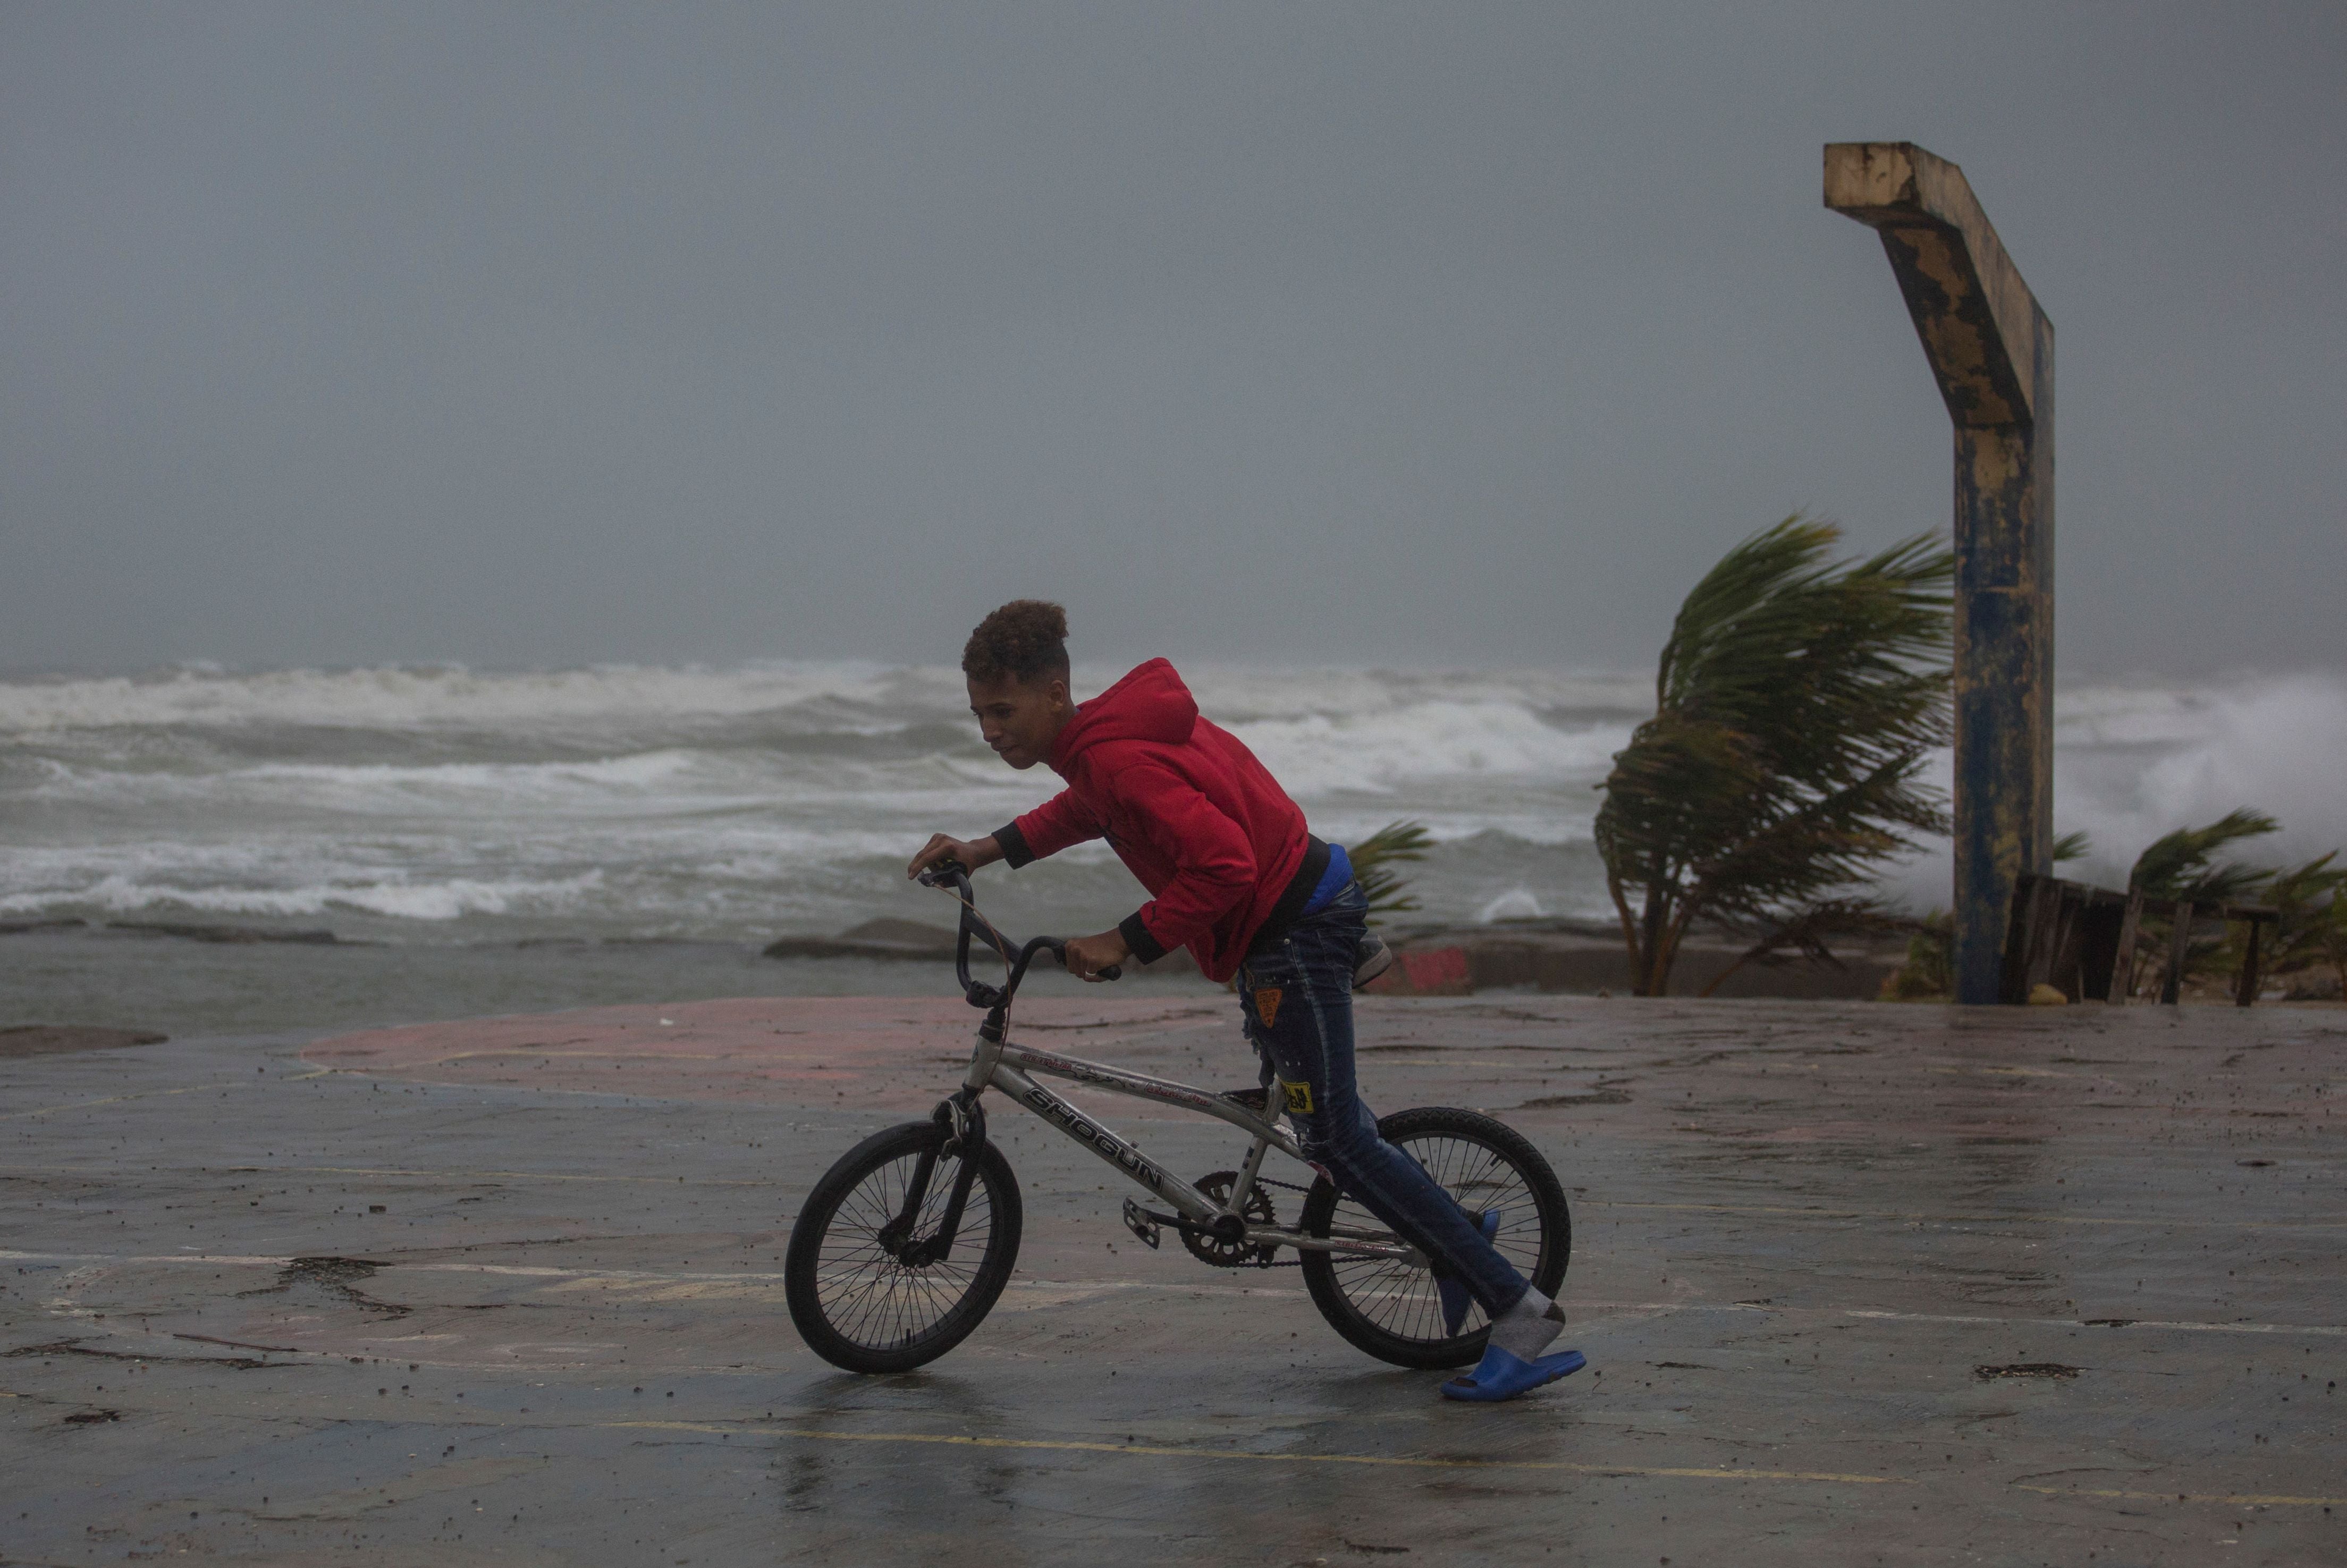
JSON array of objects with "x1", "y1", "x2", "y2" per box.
[
  {"x1": 763, "y1": 918, "x2": 1200, "y2": 973},
  {"x1": 1367, "y1": 921, "x2": 1903, "y2": 999},
  {"x1": 1, "y1": 1025, "x2": 168, "y2": 1058}
]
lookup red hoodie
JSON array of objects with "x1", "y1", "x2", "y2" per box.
[{"x1": 993, "y1": 659, "x2": 1313, "y2": 984}]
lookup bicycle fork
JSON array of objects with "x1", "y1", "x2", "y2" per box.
[
  {"x1": 881, "y1": 1004, "x2": 1018, "y2": 1267},
  {"x1": 880, "y1": 1089, "x2": 987, "y2": 1267}
]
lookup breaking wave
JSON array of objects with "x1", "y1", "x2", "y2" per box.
[
  {"x1": 3, "y1": 660, "x2": 2340, "y2": 937},
  {"x1": 3, "y1": 871, "x2": 610, "y2": 923},
  {"x1": 1877, "y1": 671, "x2": 2347, "y2": 911}
]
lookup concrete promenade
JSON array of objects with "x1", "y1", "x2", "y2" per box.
[{"x1": 3, "y1": 993, "x2": 2342, "y2": 1565}]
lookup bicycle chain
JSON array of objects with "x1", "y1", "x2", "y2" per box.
[
  {"x1": 1182, "y1": 1170, "x2": 1321, "y2": 1269},
  {"x1": 1204, "y1": 1247, "x2": 1302, "y2": 1270}
]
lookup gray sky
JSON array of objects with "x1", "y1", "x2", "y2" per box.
[{"x1": 4, "y1": 3, "x2": 2341, "y2": 677}]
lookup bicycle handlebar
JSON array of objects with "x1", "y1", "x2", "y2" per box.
[{"x1": 917, "y1": 859, "x2": 1120, "y2": 1007}]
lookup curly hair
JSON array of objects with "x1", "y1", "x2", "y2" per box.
[{"x1": 961, "y1": 600, "x2": 1070, "y2": 686}]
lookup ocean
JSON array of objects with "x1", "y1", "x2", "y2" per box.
[{"x1": 5, "y1": 662, "x2": 2342, "y2": 1034}]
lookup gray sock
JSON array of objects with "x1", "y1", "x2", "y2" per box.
[{"x1": 1485, "y1": 1285, "x2": 1566, "y2": 1361}]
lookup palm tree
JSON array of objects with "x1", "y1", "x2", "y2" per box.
[
  {"x1": 2126, "y1": 808, "x2": 2277, "y2": 996},
  {"x1": 1346, "y1": 820, "x2": 1433, "y2": 925},
  {"x1": 2263, "y1": 852, "x2": 2346, "y2": 991},
  {"x1": 2128, "y1": 808, "x2": 2277, "y2": 905},
  {"x1": 1594, "y1": 517, "x2": 1954, "y2": 996},
  {"x1": 2300, "y1": 867, "x2": 2347, "y2": 998},
  {"x1": 1879, "y1": 909, "x2": 1954, "y2": 1001}
]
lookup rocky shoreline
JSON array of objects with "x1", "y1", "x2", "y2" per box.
[
  {"x1": 1, "y1": 917, "x2": 344, "y2": 945},
  {"x1": 0, "y1": 1024, "x2": 168, "y2": 1058},
  {"x1": 13, "y1": 909, "x2": 2321, "y2": 1013},
  {"x1": 757, "y1": 915, "x2": 1905, "y2": 999}
]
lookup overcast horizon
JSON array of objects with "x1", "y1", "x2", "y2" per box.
[{"x1": 5, "y1": 4, "x2": 2342, "y2": 680}]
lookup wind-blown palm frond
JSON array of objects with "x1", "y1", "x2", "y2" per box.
[
  {"x1": 2129, "y1": 809, "x2": 2278, "y2": 905},
  {"x1": 2126, "y1": 808, "x2": 2280, "y2": 994},
  {"x1": 1880, "y1": 909, "x2": 1955, "y2": 1001},
  {"x1": 1347, "y1": 820, "x2": 1432, "y2": 924},
  {"x1": 2291, "y1": 867, "x2": 2347, "y2": 998},
  {"x1": 2252, "y1": 850, "x2": 2343, "y2": 985},
  {"x1": 1594, "y1": 516, "x2": 1953, "y2": 996}
]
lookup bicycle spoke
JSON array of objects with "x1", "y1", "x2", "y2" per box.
[
  {"x1": 1318, "y1": 1125, "x2": 1559, "y2": 1350},
  {"x1": 808, "y1": 1145, "x2": 999, "y2": 1354}
]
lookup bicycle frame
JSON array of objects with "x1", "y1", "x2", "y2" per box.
[{"x1": 917, "y1": 862, "x2": 1420, "y2": 1265}]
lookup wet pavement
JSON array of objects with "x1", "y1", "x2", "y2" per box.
[{"x1": 3, "y1": 993, "x2": 2342, "y2": 1566}]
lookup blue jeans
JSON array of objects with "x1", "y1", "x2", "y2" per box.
[{"x1": 1237, "y1": 881, "x2": 1529, "y2": 1316}]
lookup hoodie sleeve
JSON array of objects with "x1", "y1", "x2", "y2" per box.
[
  {"x1": 995, "y1": 790, "x2": 1105, "y2": 868},
  {"x1": 1109, "y1": 763, "x2": 1256, "y2": 964}
]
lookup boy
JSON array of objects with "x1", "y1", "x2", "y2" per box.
[{"x1": 907, "y1": 600, "x2": 1582, "y2": 1401}]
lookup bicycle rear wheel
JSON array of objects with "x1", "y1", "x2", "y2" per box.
[
  {"x1": 784, "y1": 1119, "x2": 1021, "y2": 1373},
  {"x1": 1298, "y1": 1106, "x2": 1569, "y2": 1369}
]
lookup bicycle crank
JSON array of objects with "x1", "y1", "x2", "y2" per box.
[
  {"x1": 1180, "y1": 1171, "x2": 1278, "y2": 1268},
  {"x1": 1118, "y1": 1174, "x2": 1281, "y2": 1267}
]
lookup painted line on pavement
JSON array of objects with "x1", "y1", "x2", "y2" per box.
[
  {"x1": 12, "y1": 1164, "x2": 2340, "y2": 1230},
  {"x1": 2011, "y1": 1483, "x2": 2346, "y2": 1508},
  {"x1": 624, "y1": 1421, "x2": 1911, "y2": 1487},
  {"x1": 0, "y1": 1162, "x2": 788, "y2": 1188},
  {"x1": 336, "y1": 1048, "x2": 765, "y2": 1068},
  {"x1": 3, "y1": 1082, "x2": 267, "y2": 1121},
  {"x1": 1582, "y1": 1199, "x2": 2347, "y2": 1232},
  {"x1": 0, "y1": 1250, "x2": 1307, "y2": 1301},
  {"x1": 626, "y1": 1423, "x2": 2347, "y2": 1508},
  {"x1": 1841, "y1": 1308, "x2": 2347, "y2": 1338},
  {"x1": 5, "y1": 1249, "x2": 2339, "y2": 1338},
  {"x1": 0, "y1": 1069, "x2": 335, "y2": 1122}
]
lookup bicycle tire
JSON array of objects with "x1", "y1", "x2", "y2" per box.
[
  {"x1": 784, "y1": 1119, "x2": 1022, "y2": 1373},
  {"x1": 1298, "y1": 1106, "x2": 1570, "y2": 1370}
]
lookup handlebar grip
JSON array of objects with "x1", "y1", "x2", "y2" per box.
[
  {"x1": 1044, "y1": 939, "x2": 1119, "y2": 982},
  {"x1": 917, "y1": 858, "x2": 968, "y2": 889}
]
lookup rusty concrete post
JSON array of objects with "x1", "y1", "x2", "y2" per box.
[{"x1": 1825, "y1": 142, "x2": 2054, "y2": 1005}]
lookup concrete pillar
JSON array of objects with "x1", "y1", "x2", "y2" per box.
[{"x1": 1825, "y1": 143, "x2": 2054, "y2": 1005}]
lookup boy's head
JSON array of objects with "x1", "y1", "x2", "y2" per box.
[{"x1": 962, "y1": 600, "x2": 1073, "y2": 770}]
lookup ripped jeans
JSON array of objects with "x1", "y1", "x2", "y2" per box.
[{"x1": 1237, "y1": 881, "x2": 1529, "y2": 1316}]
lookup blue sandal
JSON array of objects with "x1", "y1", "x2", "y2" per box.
[{"x1": 1440, "y1": 1345, "x2": 1587, "y2": 1402}]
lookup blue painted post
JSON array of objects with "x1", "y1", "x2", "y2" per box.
[{"x1": 1825, "y1": 144, "x2": 2054, "y2": 1005}]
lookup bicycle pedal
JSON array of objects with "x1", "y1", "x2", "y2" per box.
[{"x1": 1119, "y1": 1196, "x2": 1162, "y2": 1250}]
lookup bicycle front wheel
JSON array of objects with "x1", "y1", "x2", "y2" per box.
[
  {"x1": 784, "y1": 1119, "x2": 1022, "y2": 1373},
  {"x1": 1299, "y1": 1106, "x2": 1569, "y2": 1369}
]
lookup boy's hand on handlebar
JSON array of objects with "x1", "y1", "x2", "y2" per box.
[
  {"x1": 1062, "y1": 928, "x2": 1130, "y2": 981},
  {"x1": 907, "y1": 833, "x2": 1002, "y2": 881}
]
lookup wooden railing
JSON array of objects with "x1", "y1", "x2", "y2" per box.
[{"x1": 1999, "y1": 872, "x2": 2280, "y2": 1007}]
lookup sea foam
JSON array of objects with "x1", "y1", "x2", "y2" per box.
[
  {"x1": 3, "y1": 660, "x2": 2340, "y2": 937},
  {"x1": 1877, "y1": 670, "x2": 2347, "y2": 911}
]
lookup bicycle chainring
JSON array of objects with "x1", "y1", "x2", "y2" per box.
[{"x1": 1181, "y1": 1171, "x2": 1279, "y2": 1268}]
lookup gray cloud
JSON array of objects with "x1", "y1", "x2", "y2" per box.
[{"x1": 4, "y1": 3, "x2": 2341, "y2": 675}]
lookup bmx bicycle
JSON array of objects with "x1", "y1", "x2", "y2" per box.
[{"x1": 783, "y1": 863, "x2": 1571, "y2": 1375}]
